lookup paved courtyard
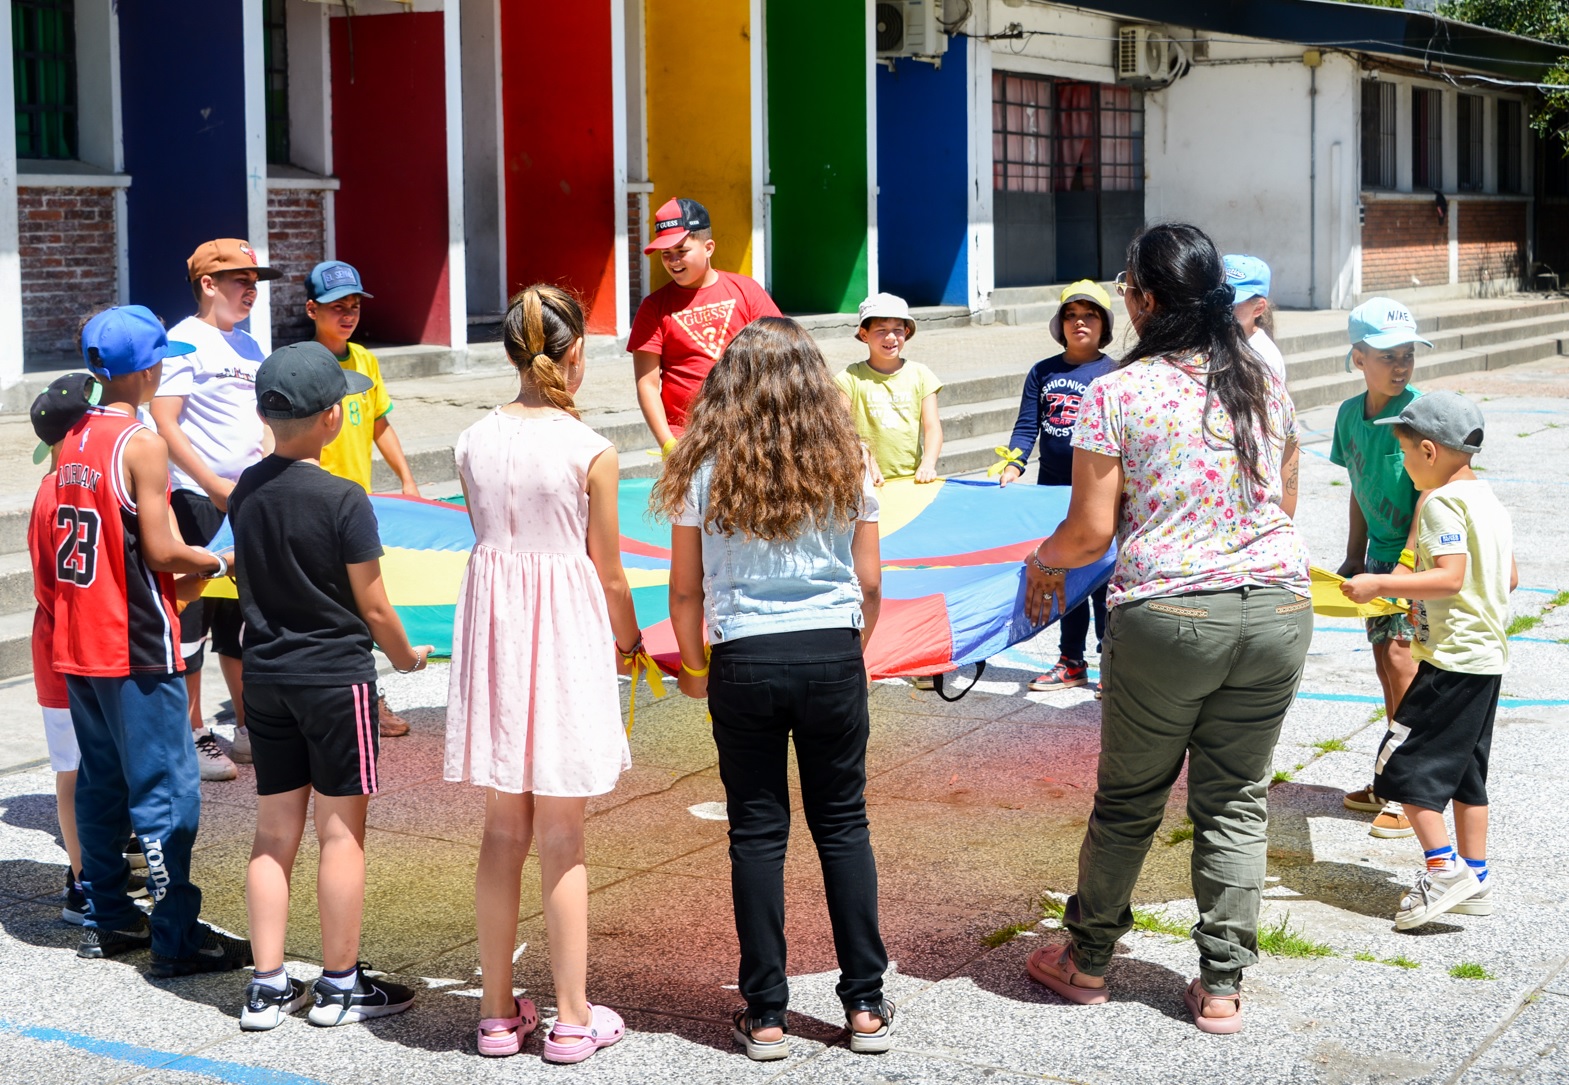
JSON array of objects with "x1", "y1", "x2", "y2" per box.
[{"x1": 1, "y1": 358, "x2": 1567, "y2": 1084}]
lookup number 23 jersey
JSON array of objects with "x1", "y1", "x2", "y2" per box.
[{"x1": 51, "y1": 407, "x2": 183, "y2": 677}]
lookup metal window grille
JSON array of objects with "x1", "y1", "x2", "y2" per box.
[
  {"x1": 992, "y1": 72, "x2": 1053, "y2": 194},
  {"x1": 12, "y1": 0, "x2": 76, "y2": 160},
  {"x1": 991, "y1": 72, "x2": 1142, "y2": 195},
  {"x1": 1497, "y1": 99, "x2": 1523, "y2": 194},
  {"x1": 1097, "y1": 84, "x2": 1143, "y2": 193},
  {"x1": 263, "y1": 0, "x2": 289, "y2": 165},
  {"x1": 1360, "y1": 80, "x2": 1395, "y2": 188},
  {"x1": 1457, "y1": 94, "x2": 1483, "y2": 191},
  {"x1": 1411, "y1": 87, "x2": 1442, "y2": 190}
]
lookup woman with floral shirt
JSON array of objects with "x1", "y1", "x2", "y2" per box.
[{"x1": 1020, "y1": 223, "x2": 1311, "y2": 1035}]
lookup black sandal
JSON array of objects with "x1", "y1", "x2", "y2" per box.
[
  {"x1": 845, "y1": 997, "x2": 895, "y2": 1054},
  {"x1": 731, "y1": 1008, "x2": 789, "y2": 1061}
]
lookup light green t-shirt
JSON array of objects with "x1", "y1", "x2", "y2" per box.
[
  {"x1": 834, "y1": 360, "x2": 943, "y2": 479},
  {"x1": 1410, "y1": 479, "x2": 1512, "y2": 675}
]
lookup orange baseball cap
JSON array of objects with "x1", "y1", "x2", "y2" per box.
[{"x1": 186, "y1": 238, "x2": 280, "y2": 282}]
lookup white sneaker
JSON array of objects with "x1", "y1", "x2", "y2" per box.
[
  {"x1": 1395, "y1": 864, "x2": 1481, "y2": 930},
  {"x1": 230, "y1": 725, "x2": 253, "y2": 764},
  {"x1": 1449, "y1": 881, "x2": 1494, "y2": 916},
  {"x1": 194, "y1": 731, "x2": 238, "y2": 781}
]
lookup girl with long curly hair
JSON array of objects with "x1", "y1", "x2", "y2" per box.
[{"x1": 651, "y1": 316, "x2": 893, "y2": 1061}]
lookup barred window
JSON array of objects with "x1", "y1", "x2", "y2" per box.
[
  {"x1": 1498, "y1": 99, "x2": 1523, "y2": 195},
  {"x1": 1457, "y1": 94, "x2": 1483, "y2": 192},
  {"x1": 12, "y1": 0, "x2": 76, "y2": 160},
  {"x1": 1411, "y1": 87, "x2": 1442, "y2": 190},
  {"x1": 263, "y1": 0, "x2": 289, "y2": 165},
  {"x1": 993, "y1": 73, "x2": 1052, "y2": 194},
  {"x1": 991, "y1": 72, "x2": 1142, "y2": 194},
  {"x1": 1360, "y1": 80, "x2": 1395, "y2": 188}
]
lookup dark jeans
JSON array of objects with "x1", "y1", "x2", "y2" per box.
[
  {"x1": 709, "y1": 628, "x2": 888, "y2": 1020},
  {"x1": 1059, "y1": 583, "x2": 1109, "y2": 661}
]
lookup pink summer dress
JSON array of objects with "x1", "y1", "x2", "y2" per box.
[{"x1": 444, "y1": 408, "x2": 630, "y2": 796}]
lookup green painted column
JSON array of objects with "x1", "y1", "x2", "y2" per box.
[{"x1": 766, "y1": 1, "x2": 870, "y2": 314}]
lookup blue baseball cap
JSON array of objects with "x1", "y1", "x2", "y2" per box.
[
  {"x1": 1346, "y1": 296, "x2": 1433, "y2": 371},
  {"x1": 81, "y1": 305, "x2": 195, "y2": 378},
  {"x1": 307, "y1": 260, "x2": 374, "y2": 304},
  {"x1": 1222, "y1": 254, "x2": 1271, "y2": 304}
]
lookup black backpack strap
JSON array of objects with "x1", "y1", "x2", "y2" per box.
[{"x1": 932, "y1": 661, "x2": 986, "y2": 702}]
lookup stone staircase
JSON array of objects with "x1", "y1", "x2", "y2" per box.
[{"x1": 0, "y1": 296, "x2": 1563, "y2": 680}]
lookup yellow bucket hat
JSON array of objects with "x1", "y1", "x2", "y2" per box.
[{"x1": 1050, "y1": 279, "x2": 1115, "y2": 348}]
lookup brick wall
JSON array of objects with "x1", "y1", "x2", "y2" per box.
[
  {"x1": 1456, "y1": 199, "x2": 1525, "y2": 286},
  {"x1": 627, "y1": 191, "x2": 644, "y2": 315},
  {"x1": 1360, "y1": 199, "x2": 1449, "y2": 292},
  {"x1": 18, "y1": 186, "x2": 118, "y2": 360},
  {"x1": 267, "y1": 187, "x2": 328, "y2": 346}
]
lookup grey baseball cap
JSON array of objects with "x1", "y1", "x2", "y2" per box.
[
  {"x1": 1373, "y1": 389, "x2": 1485, "y2": 453},
  {"x1": 255, "y1": 341, "x2": 373, "y2": 419}
]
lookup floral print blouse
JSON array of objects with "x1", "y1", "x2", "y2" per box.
[{"x1": 1071, "y1": 355, "x2": 1311, "y2": 608}]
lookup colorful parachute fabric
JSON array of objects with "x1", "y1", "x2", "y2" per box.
[{"x1": 207, "y1": 480, "x2": 1113, "y2": 679}]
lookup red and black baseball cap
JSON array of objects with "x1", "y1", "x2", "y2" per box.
[{"x1": 644, "y1": 197, "x2": 711, "y2": 254}]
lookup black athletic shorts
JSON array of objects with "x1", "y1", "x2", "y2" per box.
[
  {"x1": 1374, "y1": 661, "x2": 1500, "y2": 810},
  {"x1": 245, "y1": 681, "x2": 382, "y2": 797},
  {"x1": 171, "y1": 489, "x2": 242, "y2": 665}
]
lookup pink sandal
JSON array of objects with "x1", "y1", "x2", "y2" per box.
[
  {"x1": 476, "y1": 996, "x2": 540, "y2": 1058},
  {"x1": 1026, "y1": 943, "x2": 1109, "y2": 1005},
  {"x1": 542, "y1": 1003, "x2": 625, "y2": 1064},
  {"x1": 1184, "y1": 979, "x2": 1243, "y2": 1035}
]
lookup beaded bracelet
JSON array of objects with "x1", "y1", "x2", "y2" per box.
[{"x1": 1029, "y1": 549, "x2": 1067, "y2": 577}]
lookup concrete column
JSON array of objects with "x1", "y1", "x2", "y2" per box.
[
  {"x1": 749, "y1": 0, "x2": 766, "y2": 290},
  {"x1": 460, "y1": 0, "x2": 503, "y2": 318},
  {"x1": 610, "y1": 0, "x2": 630, "y2": 335},
  {"x1": 443, "y1": 2, "x2": 468, "y2": 350},
  {"x1": 0, "y1": 0, "x2": 22, "y2": 390},
  {"x1": 242, "y1": 0, "x2": 272, "y2": 354},
  {"x1": 967, "y1": 30, "x2": 995, "y2": 313}
]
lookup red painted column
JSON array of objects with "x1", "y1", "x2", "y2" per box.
[
  {"x1": 331, "y1": 13, "x2": 451, "y2": 345},
  {"x1": 501, "y1": 1, "x2": 618, "y2": 335}
]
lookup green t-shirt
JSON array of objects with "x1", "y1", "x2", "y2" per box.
[
  {"x1": 1329, "y1": 387, "x2": 1421, "y2": 563},
  {"x1": 834, "y1": 359, "x2": 943, "y2": 479},
  {"x1": 1410, "y1": 479, "x2": 1512, "y2": 675}
]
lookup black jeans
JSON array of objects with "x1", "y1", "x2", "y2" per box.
[
  {"x1": 710, "y1": 628, "x2": 888, "y2": 1020},
  {"x1": 1059, "y1": 583, "x2": 1109, "y2": 661}
]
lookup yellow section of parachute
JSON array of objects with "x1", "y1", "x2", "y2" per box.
[{"x1": 1309, "y1": 566, "x2": 1409, "y2": 619}]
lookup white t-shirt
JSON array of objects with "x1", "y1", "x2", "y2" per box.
[
  {"x1": 1248, "y1": 327, "x2": 1288, "y2": 384},
  {"x1": 158, "y1": 316, "x2": 267, "y2": 491}
]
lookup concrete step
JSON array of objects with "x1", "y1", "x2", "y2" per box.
[
  {"x1": 0, "y1": 550, "x2": 36, "y2": 616},
  {"x1": 1285, "y1": 335, "x2": 1565, "y2": 412},
  {"x1": 0, "y1": 607, "x2": 36, "y2": 682}
]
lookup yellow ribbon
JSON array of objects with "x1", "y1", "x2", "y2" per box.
[
  {"x1": 987, "y1": 447, "x2": 1026, "y2": 479},
  {"x1": 621, "y1": 647, "x2": 667, "y2": 734}
]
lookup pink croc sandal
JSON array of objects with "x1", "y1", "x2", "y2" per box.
[
  {"x1": 1184, "y1": 979, "x2": 1243, "y2": 1035},
  {"x1": 1026, "y1": 943, "x2": 1109, "y2": 1005},
  {"x1": 542, "y1": 1003, "x2": 625, "y2": 1064},
  {"x1": 476, "y1": 996, "x2": 539, "y2": 1058}
]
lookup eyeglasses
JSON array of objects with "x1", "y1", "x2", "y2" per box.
[{"x1": 1114, "y1": 271, "x2": 1130, "y2": 296}]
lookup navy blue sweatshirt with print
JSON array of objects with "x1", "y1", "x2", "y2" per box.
[{"x1": 1006, "y1": 352, "x2": 1117, "y2": 485}]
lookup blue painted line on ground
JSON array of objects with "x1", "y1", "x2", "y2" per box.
[
  {"x1": 1296, "y1": 691, "x2": 1569, "y2": 709},
  {"x1": 1311, "y1": 626, "x2": 1564, "y2": 645},
  {"x1": 0, "y1": 1020, "x2": 330, "y2": 1085},
  {"x1": 1520, "y1": 587, "x2": 1561, "y2": 595}
]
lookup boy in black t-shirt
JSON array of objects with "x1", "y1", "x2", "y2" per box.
[{"x1": 230, "y1": 342, "x2": 433, "y2": 1031}]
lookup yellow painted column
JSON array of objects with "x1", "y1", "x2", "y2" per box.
[{"x1": 643, "y1": 0, "x2": 755, "y2": 284}]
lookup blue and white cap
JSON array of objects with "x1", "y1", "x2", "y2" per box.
[
  {"x1": 1222, "y1": 254, "x2": 1270, "y2": 304},
  {"x1": 307, "y1": 260, "x2": 374, "y2": 304},
  {"x1": 81, "y1": 305, "x2": 195, "y2": 379},
  {"x1": 1346, "y1": 296, "x2": 1433, "y2": 370}
]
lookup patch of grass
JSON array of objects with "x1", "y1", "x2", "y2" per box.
[
  {"x1": 1131, "y1": 907, "x2": 1190, "y2": 938},
  {"x1": 1271, "y1": 769, "x2": 1294, "y2": 784},
  {"x1": 1507, "y1": 613, "x2": 1542, "y2": 637},
  {"x1": 1473, "y1": 465, "x2": 1487, "y2": 472},
  {"x1": 1257, "y1": 914, "x2": 1336, "y2": 959},
  {"x1": 982, "y1": 920, "x2": 1038, "y2": 948},
  {"x1": 1354, "y1": 950, "x2": 1376, "y2": 962},
  {"x1": 1294, "y1": 762, "x2": 1305, "y2": 771},
  {"x1": 1369, "y1": 706, "x2": 1387, "y2": 723},
  {"x1": 1313, "y1": 738, "x2": 1349, "y2": 754},
  {"x1": 1517, "y1": 431, "x2": 1531, "y2": 438},
  {"x1": 1384, "y1": 954, "x2": 1421, "y2": 970},
  {"x1": 1038, "y1": 894, "x2": 1066, "y2": 922},
  {"x1": 1166, "y1": 818, "x2": 1194, "y2": 846},
  {"x1": 1329, "y1": 479, "x2": 1345, "y2": 487},
  {"x1": 1450, "y1": 962, "x2": 1495, "y2": 981},
  {"x1": 1549, "y1": 589, "x2": 1569, "y2": 608},
  {"x1": 1559, "y1": 637, "x2": 1569, "y2": 646}
]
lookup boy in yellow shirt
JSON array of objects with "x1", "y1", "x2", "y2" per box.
[
  {"x1": 306, "y1": 260, "x2": 418, "y2": 737},
  {"x1": 307, "y1": 261, "x2": 419, "y2": 498},
  {"x1": 834, "y1": 293, "x2": 943, "y2": 485}
]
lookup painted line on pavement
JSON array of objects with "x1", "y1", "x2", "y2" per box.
[
  {"x1": 1295, "y1": 691, "x2": 1569, "y2": 709},
  {"x1": 1311, "y1": 626, "x2": 1564, "y2": 644},
  {"x1": 0, "y1": 1020, "x2": 330, "y2": 1085}
]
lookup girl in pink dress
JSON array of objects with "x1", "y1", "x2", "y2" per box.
[{"x1": 445, "y1": 284, "x2": 641, "y2": 1063}]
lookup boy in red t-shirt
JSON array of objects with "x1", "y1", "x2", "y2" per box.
[{"x1": 628, "y1": 197, "x2": 781, "y2": 452}]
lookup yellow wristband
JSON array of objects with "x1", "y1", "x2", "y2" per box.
[
  {"x1": 1398, "y1": 548, "x2": 1416, "y2": 570},
  {"x1": 681, "y1": 644, "x2": 711, "y2": 677},
  {"x1": 661, "y1": 437, "x2": 678, "y2": 459}
]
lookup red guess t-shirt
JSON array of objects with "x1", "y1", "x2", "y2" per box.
[{"x1": 627, "y1": 271, "x2": 781, "y2": 432}]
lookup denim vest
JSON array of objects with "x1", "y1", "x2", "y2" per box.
[{"x1": 675, "y1": 461, "x2": 878, "y2": 644}]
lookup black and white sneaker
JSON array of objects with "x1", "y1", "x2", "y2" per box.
[
  {"x1": 194, "y1": 731, "x2": 238, "y2": 781},
  {"x1": 240, "y1": 976, "x2": 312, "y2": 1031},
  {"x1": 77, "y1": 915, "x2": 152, "y2": 959},
  {"x1": 61, "y1": 869, "x2": 87, "y2": 925},
  {"x1": 150, "y1": 923, "x2": 253, "y2": 977},
  {"x1": 307, "y1": 966, "x2": 415, "y2": 1027},
  {"x1": 126, "y1": 835, "x2": 148, "y2": 873}
]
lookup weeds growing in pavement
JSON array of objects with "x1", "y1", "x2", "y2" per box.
[
  {"x1": 1354, "y1": 950, "x2": 1375, "y2": 962},
  {"x1": 1549, "y1": 589, "x2": 1569, "y2": 608},
  {"x1": 1369, "y1": 706, "x2": 1387, "y2": 723},
  {"x1": 982, "y1": 920, "x2": 1039, "y2": 948},
  {"x1": 1450, "y1": 962, "x2": 1495, "y2": 980},
  {"x1": 1313, "y1": 738, "x2": 1348, "y2": 754},
  {"x1": 1166, "y1": 818, "x2": 1194, "y2": 846},
  {"x1": 1384, "y1": 955, "x2": 1420, "y2": 969},
  {"x1": 1257, "y1": 914, "x2": 1335, "y2": 959},
  {"x1": 1330, "y1": 479, "x2": 1344, "y2": 486},
  {"x1": 1131, "y1": 907, "x2": 1190, "y2": 938},
  {"x1": 1038, "y1": 894, "x2": 1067, "y2": 922},
  {"x1": 1507, "y1": 613, "x2": 1541, "y2": 636},
  {"x1": 1272, "y1": 769, "x2": 1294, "y2": 784}
]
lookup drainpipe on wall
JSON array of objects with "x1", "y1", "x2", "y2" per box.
[{"x1": 1305, "y1": 49, "x2": 1321, "y2": 309}]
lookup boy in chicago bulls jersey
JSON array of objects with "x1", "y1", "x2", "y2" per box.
[
  {"x1": 57, "y1": 306, "x2": 251, "y2": 976},
  {"x1": 629, "y1": 197, "x2": 781, "y2": 452},
  {"x1": 999, "y1": 280, "x2": 1118, "y2": 693}
]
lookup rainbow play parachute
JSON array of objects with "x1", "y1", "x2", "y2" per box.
[{"x1": 205, "y1": 478, "x2": 1115, "y2": 679}]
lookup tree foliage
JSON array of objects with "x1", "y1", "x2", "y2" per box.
[{"x1": 1438, "y1": 0, "x2": 1569, "y2": 153}]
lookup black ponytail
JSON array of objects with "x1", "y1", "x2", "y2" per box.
[{"x1": 1120, "y1": 223, "x2": 1278, "y2": 497}]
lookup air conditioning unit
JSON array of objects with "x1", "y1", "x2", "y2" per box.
[
  {"x1": 1116, "y1": 25, "x2": 1176, "y2": 84},
  {"x1": 876, "y1": 0, "x2": 948, "y2": 59}
]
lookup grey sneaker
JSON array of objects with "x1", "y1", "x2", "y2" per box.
[
  {"x1": 1395, "y1": 864, "x2": 1481, "y2": 930},
  {"x1": 194, "y1": 732, "x2": 237, "y2": 781},
  {"x1": 1449, "y1": 881, "x2": 1494, "y2": 916},
  {"x1": 150, "y1": 922, "x2": 253, "y2": 977},
  {"x1": 241, "y1": 976, "x2": 312, "y2": 1030},
  {"x1": 230, "y1": 725, "x2": 253, "y2": 765}
]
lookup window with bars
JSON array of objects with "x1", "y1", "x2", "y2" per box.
[
  {"x1": 1544, "y1": 137, "x2": 1569, "y2": 198},
  {"x1": 13, "y1": 0, "x2": 77, "y2": 160},
  {"x1": 1412, "y1": 87, "x2": 1442, "y2": 190},
  {"x1": 263, "y1": 0, "x2": 289, "y2": 165},
  {"x1": 1360, "y1": 80, "x2": 1395, "y2": 189},
  {"x1": 991, "y1": 73, "x2": 1142, "y2": 194},
  {"x1": 1498, "y1": 99, "x2": 1523, "y2": 194},
  {"x1": 1458, "y1": 93, "x2": 1483, "y2": 191}
]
